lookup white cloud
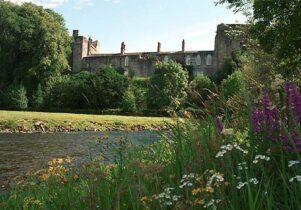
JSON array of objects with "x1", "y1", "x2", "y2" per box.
[{"x1": 104, "y1": 0, "x2": 120, "y2": 4}]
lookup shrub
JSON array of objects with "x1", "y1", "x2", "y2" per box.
[
  {"x1": 4, "y1": 84, "x2": 28, "y2": 110},
  {"x1": 188, "y1": 74, "x2": 215, "y2": 107},
  {"x1": 122, "y1": 88, "x2": 137, "y2": 112},
  {"x1": 147, "y1": 61, "x2": 188, "y2": 110},
  {"x1": 31, "y1": 84, "x2": 44, "y2": 109},
  {"x1": 44, "y1": 76, "x2": 72, "y2": 109},
  {"x1": 131, "y1": 78, "x2": 149, "y2": 111},
  {"x1": 91, "y1": 65, "x2": 129, "y2": 109},
  {"x1": 221, "y1": 70, "x2": 244, "y2": 100}
]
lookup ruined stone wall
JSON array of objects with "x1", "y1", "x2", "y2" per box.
[
  {"x1": 82, "y1": 51, "x2": 216, "y2": 77},
  {"x1": 72, "y1": 36, "x2": 88, "y2": 73},
  {"x1": 72, "y1": 24, "x2": 246, "y2": 77},
  {"x1": 214, "y1": 24, "x2": 246, "y2": 71}
]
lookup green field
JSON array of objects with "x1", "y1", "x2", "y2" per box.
[{"x1": 0, "y1": 111, "x2": 171, "y2": 132}]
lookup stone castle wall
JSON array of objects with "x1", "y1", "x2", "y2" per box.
[{"x1": 72, "y1": 24, "x2": 245, "y2": 77}]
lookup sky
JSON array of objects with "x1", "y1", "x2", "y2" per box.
[{"x1": 7, "y1": 0, "x2": 247, "y2": 53}]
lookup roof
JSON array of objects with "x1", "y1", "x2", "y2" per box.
[{"x1": 87, "y1": 50, "x2": 214, "y2": 58}]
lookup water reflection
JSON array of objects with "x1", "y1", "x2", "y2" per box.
[{"x1": 0, "y1": 131, "x2": 159, "y2": 191}]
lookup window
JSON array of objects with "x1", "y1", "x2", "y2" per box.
[
  {"x1": 185, "y1": 55, "x2": 191, "y2": 65},
  {"x1": 164, "y1": 55, "x2": 169, "y2": 62},
  {"x1": 206, "y1": 54, "x2": 212, "y2": 65},
  {"x1": 196, "y1": 55, "x2": 201, "y2": 65},
  {"x1": 125, "y1": 56, "x2": 129, "y2": 67}
]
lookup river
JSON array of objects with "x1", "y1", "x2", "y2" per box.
[{"x1": 0, "y1": 131, "x2": 160, "y2": 193}]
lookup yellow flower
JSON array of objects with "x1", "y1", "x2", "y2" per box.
[
  {"x1": 98, "y1": 154, "x2": 105, "y2": 161},
  {"x1": 65, "y1": 156, "x2": 72, "y2": 164},
  {"x1": 73, "y1": 174, "x2": 79, "y2": 181},
  {"x1": 57, "y1": 158, "x2": 63, "y2": 164},
  {"x1": 204, "y1": 186, "x2": 214, "y2": 193},
  {"x1": 23, "y1": 197, "x2": 42, "y2": 210},
  {"x1": 192, "y1": 188, "x2": 202, "y2": 195},
  {"x1": 140, "y1": 196, "x2": 148, "y2": 202},
  {"x1": 193, "y1": 198, "x2": 205, "y2": 205},
  {"x1": 40, "y1": 174, "x2": 49, "y2": 181}
]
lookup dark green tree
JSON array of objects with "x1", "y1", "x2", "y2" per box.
[
  {"x1": 4, "y1": 84, "x2": 28, "y2": 110},
  {"x1": 31, "y1": 84, "x2": 44, "y2": 109},
  {"x1": 147, "y1": 61, "x2": 188, "y2": 110},
  {"x1": 0, "y1": 1, "x2": 72, "y2": 91}
]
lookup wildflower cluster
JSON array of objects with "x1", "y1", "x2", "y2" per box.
[
  {"x1": 39, "y1": 157, "x2": 73, "y2": 182},
  {"x1": 179, "y1": 173, "x2": 196, "y2": 188},
  {"x1": 236, "y1": 178, "x2": 259, "y2": 190},
  {"x1": 289, "y1": 175, "x2": 301, "y2": 183},
  {"x1": 288, "y1": 160, "x2": 300, "y2": 168},
  {"x1": 188, "y1": 171, "x2": 225, "y2": 208},
  {"x1": 152, "y1": 187, "x2": 181, "y2": 206},
  {"x1": 22, "y1": 197, "x2": 42, "y2": 209},
  {"x1": 216, "y1": 143, "x2": 248, "y2": 158},
  {"x1": 251, "y1": 82, "x2": 301, "y2": 153},
  {"x1": 253, "y1": 154, "x2": 270, "y2": 164}
]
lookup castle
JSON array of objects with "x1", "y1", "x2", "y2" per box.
[{"x1": 72, "y1": 24, "x2": 245, "y2": 77}]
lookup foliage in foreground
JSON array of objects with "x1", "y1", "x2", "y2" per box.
[{"x1": 1, "y1": 82, "x2": 301, "y2": 210}]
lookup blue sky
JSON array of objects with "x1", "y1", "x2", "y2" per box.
[{"x1": 8, "y1": 0, "x2": 246, "y2": 53}]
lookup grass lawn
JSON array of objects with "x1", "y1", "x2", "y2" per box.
[{"x1": 0, "y1": 110, "x2": 171, "y2": 132}]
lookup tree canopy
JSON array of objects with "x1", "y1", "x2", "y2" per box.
[
  {"x1": 0, "y1": 0, "x2": 72, "y2": 92},
  {"x1": 217, "y1": 0, "x2": 301, "y2": 74}
]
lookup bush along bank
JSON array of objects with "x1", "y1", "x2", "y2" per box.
[{"x1": 1, "y1": 81, "x2": 301, "y2": 209}]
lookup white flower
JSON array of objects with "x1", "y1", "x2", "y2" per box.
[
  {"x1": 288, "y1": 160, "x2": 300, "y2": 168},
  {"x1": 164, "y1": 201, "x2": 172, "y2": 206},
  {"x1": 215, "y1": 150, "x2": 226, "y2": 158},
  {"x1": 207, "y1": 174, "x2": 224, "y2": 186},
  {"x1": 238, "y1": 162, "x2": 248, "y2": 170},
  {"x1": 204, "y1": 199, "x2": 215, "y2": 208},
  {"x1": 172, "y1": 195, "x2": 181, "y2": 201},
  {"x1": 236, "y1": 181, "x2": 248, "y2": 189},
  {"x1": 249, "y1": 178, "x2": 259, "y2": 185},
  {"x1": 253, "y1": 155, "x2": 270, "y2": 164},
  {"x1": 289, "y1": 175, "x2": 301, "y2": 183}
]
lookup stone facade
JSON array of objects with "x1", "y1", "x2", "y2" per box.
[{"x1": 72, "y1": 24, "x2": 246, "y2": 77}]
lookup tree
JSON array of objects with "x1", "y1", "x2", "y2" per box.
[
  {"x1": 188, "y1": 74, "x2": 215, "y2": 107},
  {"x1": 91, "y1": 65, "x2": 129, "y2": 109},
  {"x1": 4, "y1": 84, "x2": 28, "y2": 110},
  {"x1": 147, "y1": 61, "x2": 188, "y2": 110},
  {"x1": 0, "y1": 1, "x2": 72, "y2": 92},
  {"x1": 217, "y1": 0, "x2": 301, "y2": 74},
  {"x1": 31, "y1": 84, "x2": 44, "y2": 109}
]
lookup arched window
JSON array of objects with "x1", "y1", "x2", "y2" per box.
[
  {"x1": 125, "y1": 56, "x2": 129, "y2": 67},
  {"x1": 206, "y1": 54, "x2": 212, "y2": 65},
  {"x1": 196, "y1": 55, "x2": 201, "y2": 65},
  {"x1": 185, "y1": 55, "x2": 191, "y2": 65},
  {"x1": 164, "y1": 55, "x2": 169, "y2": 62}
]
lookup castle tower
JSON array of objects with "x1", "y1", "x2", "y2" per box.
[
  {"x1": 214, "y1": 24, "x2": 246, "y2": 71},
  {"x1": 72, "y1": 30, "x2": 88, "y2": 73}
]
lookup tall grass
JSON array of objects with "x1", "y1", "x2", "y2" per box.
[{"x1": 1, "y1": 83, "x2": 301, "y2": 210}]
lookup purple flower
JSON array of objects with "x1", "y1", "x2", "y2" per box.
[
  {"x1": 251, "y1": 108, "x2": 261, "y2": 133},
  {"x1": 285, "y1": 81, "x2": 301, "y2": 124},
  {"x1": 214, "y1": 117, "x2": 224, "y2": 134}
]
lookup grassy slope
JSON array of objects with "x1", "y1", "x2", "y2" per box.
[{"x1": 0, "y1": 111, "x2": 171, "y2": 132}]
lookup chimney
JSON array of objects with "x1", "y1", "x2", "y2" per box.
[
  {"x1": 182, "y1": 39, "x2": 185, "y2": 53},
  {"x1": 157, "y1": 42, "x2": 161, "y2": 53},
  {"x1": 73, "y1": 30, "x2": 79, "y2": 37},
  {"x1": 121, "y1": 42, "x2": 126, "y2": 55}
]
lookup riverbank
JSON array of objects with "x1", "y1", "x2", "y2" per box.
[{"x1": 0, "y1": 111, "x2": 171, "y2": 133}]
